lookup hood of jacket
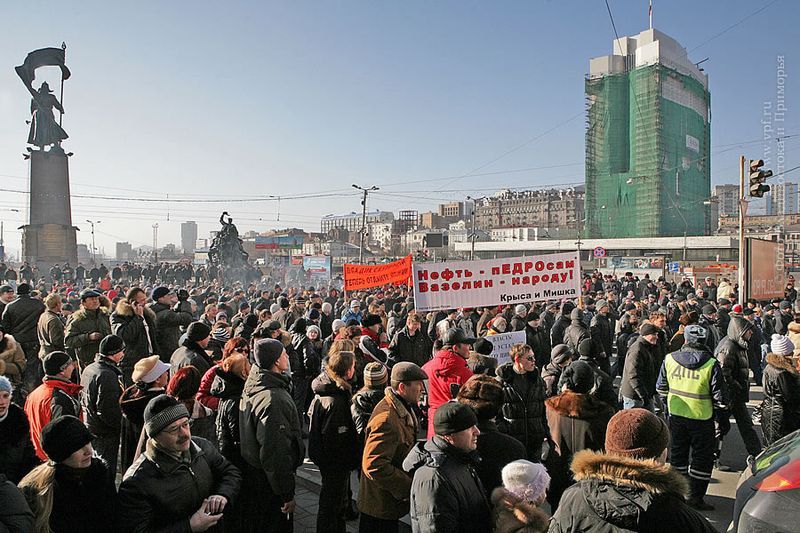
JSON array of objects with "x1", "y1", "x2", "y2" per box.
[
  {"x1": 402, "y1": 435, "x2": 480, "y2": 475},
  {"x1": 545, "y1": 390, "x2": 613, "y2": 419},
  {"x1": 670, "y1": 343, "x2": 713, "y2": 369},
  {"x1": 727, "y1": 316, "x2": 753, "y2": 349},
  {"x1": 570, "y1": 308, "x2": 584, "y2": 325},
  {"x1": 43, "y1": 376, "x2": 83, "y2": 396},
  {"x1": 210, "y1": 367, "x2": 246, "y2": 399},
  {"x1": 570, "y1": 449, "x2": 688, "y2": 529},
  {"x1": 490, "y1": 487, "x2": 550, "y2": 533},
  {"x1": 243, "y1": 366, "x2": 292, "y2": 397},
  {"x1": 311, "y1": 369, "x2": 351, "y2": 397}
]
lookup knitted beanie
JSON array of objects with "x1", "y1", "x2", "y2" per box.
[
  {"x1": 41, "y1": 415, "x2": 93, "y2": 463},
  {"x1": 186, "y1": 321, "x2": 212, "y2": 342},
  {"x1": 771, "y1": 334, "x2": 795, "y2": 356},
  {"x1": 253, "y1": 338, "x2": 284, "y2": 369},
  {"x1": 0, "y1": 375, "x2": 13, "y2": 395},
  {"x1": 606, "y1": 408, "x2": 670, "y2": 459},
  {"x1": 501, "y1": 460, "x2": 551, "y2": 503},
  {"x1": 144, "y1": 394, "x2": 190, "y2": 437},
  {"x1": 363, "y1": 362, "x2": 388, "y2": 388},
  {"x1": 561, "y1": 360, "x2": 595, "y2": 394}
]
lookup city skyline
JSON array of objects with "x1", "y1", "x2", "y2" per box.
[{"x1": 0, "y1": 0, "x2": 797, "y2": 257}]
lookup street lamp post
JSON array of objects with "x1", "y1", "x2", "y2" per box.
[
  {"x1": 466, "y1": 196, "x2": 478, "y2": 260},
  {"x1": 352, "y1": 184, "x2": 379, "y2": 264},
  {"x1": 85, "y1": 219, "x2": 100, "y2": 265}
]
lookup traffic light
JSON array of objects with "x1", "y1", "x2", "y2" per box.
[{"x1": 749, "y1": 159, "x2": 772, "y2": 198}]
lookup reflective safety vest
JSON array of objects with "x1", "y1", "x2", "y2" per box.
[{"x1": 664, "y1": 354, "x2": 715, "y2": 420}]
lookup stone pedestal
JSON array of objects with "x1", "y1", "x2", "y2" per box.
[{"x1": 21, "y1": 148, "x2": 78, "y2": 265}]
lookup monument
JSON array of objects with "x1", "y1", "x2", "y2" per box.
[
  {"x1": 208, "y1": 212, "x2": 258, "y2": 283},
  {"x1": 15, "y1": 45, "x2": 78, "y2": 265}
]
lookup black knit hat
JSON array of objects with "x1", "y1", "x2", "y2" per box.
[
  {"x1": 42, "y1": 351, "x2": 73, "y2": 376},
  {"x1": 562, "y1": 360, "x2": 595, "y2": 394},
  {"x1": 474, "y1": 337, "x2": 494, "y2": 356},
  {"x1": 253, "y1": 338, "x2": 284, "y2": 369},
  {"x1": 186, "y1": 321, "x2": 211, "y2": 342},
  {"x1": 640, "y1": 323, "x2": 659, "y2": 336},
  {"x1": 550, "y1": 344, "x2": 574, "y2": 365},
  {"x1": 362, "y1": 314, "x2": 382, "y2": 328},
  {"x1": 434, "y1": 401, "x2": 478, "y2": 436},
  {"x1": 41, "y1": 415, "x2": 93, "y2": 462},
  {"x1": 144, "y1": 394, "x2": 190, "y2": 437},
  {"x1": 99, "y1": 334, "x2": 125, "y2": 356}
]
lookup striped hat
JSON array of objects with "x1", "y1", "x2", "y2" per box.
[{"x1": 364, "y1": 362, "x2": 388, "y2": 388}]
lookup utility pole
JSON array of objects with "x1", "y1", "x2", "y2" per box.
[
  {"x1": 738, "y1": 155, "x2": 746, "y2": 306},
  {"x1": 85, "y1": 219, "x2": 100, "y2": 265},
  {"x1": 352, "y1": 184, "x2": 379, "y2": 264},
  {"x1": 467, "y1": 196, "x2": 477, "y2": 260},
  {"x1": 152, "y1": 223, "x2": 159, "y2": 264}
]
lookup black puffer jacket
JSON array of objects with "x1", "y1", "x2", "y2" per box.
[
  {"x1": 1, "y1": 294, "x2": 45, "y2": 344},
  {"x1": 170, "y1": 339, "x2": 214, "y2": 376},
  {"x1": 0, "y1": 474, "x2": 34, "y2": 533},
  {"x1": 495, "y1": 362, "x2": 547, "y2": 458},
  {"x1": 550, "y1": 314, "x2": 571, "y2": 347},
  {"x1": 388, "y1": 326, "x2": 432, "y2": 368},
  {"x1": 147, "y1": 301, "x2": 193, "y2": 359},
  {"x1": 308, "y1": 371, "x2": 360, "y2": 471},
  {"x1": 714, "y1": 316, "x2": 753, "y2": 403},
  {"x1": 620, "y1": 335, "x2": 658, "y2": 402},
  {"x1": 403, "y1": 436, "x2": 492, "y2": 533},
  {"x1": 111, "y1": 299, "x2": 159, "y2": 378},
  {"x1": 590, "y1": 312, "x2": 614, "y2": 360},
  {"x1": 559, "y1": 357, "x2": 618, "y2": 408},
  {"x1": 351, "y1": 387, "x2": 385, "y2": 437},
  {"x1": 0, "y1": 403, "x2": 39, "y2": 483},
  {"x1": 80, "y1": 355, "x2": 124, "y2": 437},
  {"x1": 550, "y1": 450, "x2": 718, "y2": 533},
  {"x1": 211, "y1": 368, "x2": 246, "y2": 466},
  {"x1": 525, "y1": 324, "x2": 551, "y2": 368},
  {"x1": 761, "y1": 352, "x2": 800, "y2": 445},
  {"x1": 117, "y1": 437, "x2": 241, "y2": 533},
  {"x1": 563, "y1": 309, "x2": 591, "y2": 354}
]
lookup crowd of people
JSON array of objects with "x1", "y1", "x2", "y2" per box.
[{"x1": 0, "y1": 263, "x2": 799, "y2": 532}]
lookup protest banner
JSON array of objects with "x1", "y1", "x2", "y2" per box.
[
  {"x1": 412, "y1": 251, "x2": 580, "y2": 312},
  {"x1": 484, "y1": 330, "x2": 526, "y2": 366},
  {"x1": 344, "y1": 255, "x2": 413, "y2": 291}
]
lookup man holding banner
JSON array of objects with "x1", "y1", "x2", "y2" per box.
[{"x1": 421, "y1": 328, "x2": 475, "y2": 438}]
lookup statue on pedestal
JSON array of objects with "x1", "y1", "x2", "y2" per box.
[
  {"x1": 209, "y1": 212, "x2": 257, "y2": 283},
  {"x1": 16, "y1": 46, "x2": 71, "y2": 150}
]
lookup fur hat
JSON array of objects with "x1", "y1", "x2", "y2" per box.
[
  {"x1": 501, "y1": 460, "x2": 551, "y2": 503},
  {"x1": 474, "y1": 337, "x2": 495, "y2": 356},
  {"x1": 606, "y1": 408, "x2": 670, "y2": 459},
  {"x1": 771, "y1": 334, "x2": 795, "y2": 356},
  {"x1": 41, "y1": 415, "x2": 93, "y2": 463},
  {"x1": 457, "y1": 374, "x2": 504, "y2": 420}
]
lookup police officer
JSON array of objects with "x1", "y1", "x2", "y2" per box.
[{"x1": 656, "y1": 324, "x2": 729, "y2": 511}]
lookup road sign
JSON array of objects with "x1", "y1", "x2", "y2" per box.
[
  {"x1": 592, "y1": 246, "x2": 606, "y2": 258},
  {"x1": 668, "y1": 261, "x2": 680, "y2": 273}
]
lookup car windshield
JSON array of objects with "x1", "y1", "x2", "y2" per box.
[{"x1": 755, "y1": 430, "x2": 800, "y2": 473}]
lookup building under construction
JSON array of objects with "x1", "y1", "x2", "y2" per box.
[{"x1": 585, "y1": 28, "x2": 711, "y2": 238}]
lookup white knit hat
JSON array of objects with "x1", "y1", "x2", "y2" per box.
[
  {"x1": 501, "y1": 460, "x2": 551, "y2": 503},
  {"x1": 771, "y1": 334, "x2": 795, "y2": 356}
]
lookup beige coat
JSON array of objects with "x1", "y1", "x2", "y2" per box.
[{"x1": 0, "y1": 334, "x2": 26, "y2": 386}]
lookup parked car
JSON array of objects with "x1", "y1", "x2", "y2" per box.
[{"x1": 731, "y1": 429, "x2": 800, "y2": 532}]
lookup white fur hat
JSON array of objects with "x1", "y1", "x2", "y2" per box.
[{"x1": 501, "y1": 460, "x2": 551, "y2": 503}]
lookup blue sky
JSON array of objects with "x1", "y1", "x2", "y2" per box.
[{"x1": 0, "y1": 0, "x2": 797, "y2": 257}]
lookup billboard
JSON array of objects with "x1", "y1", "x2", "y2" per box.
[
  {"x1": 748, "y1": 238, "x2": 785, "y2": 301},
  {"x1": 255, "y1": 235, "x2": 303, "y2": 250},
  {"x1": 412, "y1": 252, "x2": 580, "y2": 312},
  {"x1": 303, "y1": 255, "x2": 331, "y2": 280}
]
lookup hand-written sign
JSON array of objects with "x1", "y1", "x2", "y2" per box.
[
  {"x1": 484, "y1": 330, "x2": 527, "y2": 366},
  {"x1": 344, "y1": 255, "x2": 412, "y2": 291}
]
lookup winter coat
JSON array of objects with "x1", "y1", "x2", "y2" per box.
[
  {"x1": 473, "y1": 418, "x2": 527, "y2": 494},
  {"x1": 64, "y1": 306, "x2": 112, "y2": 365},
  {"x1": 467, "y1": 352, "x2": 498, "y2": 376},
  {"x1": 761, "y1": 353, "x2": 800, "y2": 445},
  {"x1": 526, "y1": 324, "x2": 552, "y2": 368},
  {"x1": 491, "y1": 487, "x2": 549, "y2": 533},
  {"x1": 714, "y1": 316, "x2": 754, "y2": 403},
  {"x1": 197, "y1": 365, "x2": 221, "y2": 411},
  {"x1": 351, "y1": 387, "x2": 385, "y2": 438},
  {"x1": 0, "y1": 474, "x2": 34, "y2": 533},
  {"x1": 239, "y1": 367, "x2": 305, "y2": 502},
  {"x1": 22, "y1": 458, "x2": 115, "y2": 533},
  {"x1": 590, "y1": 312, "x2": 614, "y2": 361},
  {"x1": 119, "y1": 385, "x2": 163, "y2": 471},
  {"x1": 564, "y1": 310, "x2": 592, "y2": 354},
  {"x1": 147, "y1": 301, "x2": 193, "y2": 359},
  {"x1": 1, "y1": 294, "x2": 45, "y2": 344},
  {"x1": 545, "y1": 391, "x2": 615, "y2": 488},
  {"x1": 308, "y1": 371, "x2": 360, "y2": 471},
  {"x1": 0, "y1": 403, "x2": 39, "y2": 484},
  {"x1": 0, "y1": 335, "x2": 26, "y2": 388},
  {"x1": 117, "y1": 437, "x2": 241, "y2": 533},
  {"x1": 403, "y1": 436, "x2": 492, "y2": 533},
  {"x1": 550, "y1": 314, "x2": 570, "y2": 347},
  {"x1": 111, "y1": 299, "x2": 159, "y2": 379},
  {"x1": 620, "y1": 336, "x2": 658, "y2": 402},
  {"x1": 388, "y1": 326, "x2": 432, "y2": 368},
  {"x1": 358, "y1": 387, "x2": 419, "y2": 520},
  {"x1": 24, "y1": 377, "x2": 82, "y2": 461},
  {"x1": 422, "y1": 348, "x2": 474, "y2": 437},
  {"x1": 170, "y1": 339, "x2": 214, "y2": 377},
  {"x1": 495, "y1": 362, "x2": 547, "y2": 458},
  {"x1": 541, "y1": 361, "x2": 564, "y2": 398},
  {"x1": 775, "y1": 310, "x2": 793, "y2": 336},
  {"x1": 210, "y1": 368, "x2": 246, "y2": 466},
  {"x1": 549, "y1": 450, "x2": 718, "y2": 533},
  {"x1": 386, "y1": 311, "x2": 404, "y2": 340},
  {"x1": 291, "y1": 332, "x2": 321, "y2": 382},
  {"x1": 717, "y1": 281, "x2": 734, "y2": 301},
  {"x1": 37, "y1": 309, "x2": 66, "y2": 359},
  {"x1": 80, "y1": 355, "x2": 124, "y2": 437}
]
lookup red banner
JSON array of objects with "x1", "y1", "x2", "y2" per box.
[{"x1": 344, "y1": 255, "x2": 412, "y2": 291}]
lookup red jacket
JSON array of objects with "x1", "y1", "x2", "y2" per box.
[
  {"x1": 24, "y1": 377, "x2": 83, "y2": 460},
  {"x1": 197, "y1": 365, "x2": 220, "y2": 411},
  {"x1": 422, "y1": 348, "x2": 474, "y2": 438}
]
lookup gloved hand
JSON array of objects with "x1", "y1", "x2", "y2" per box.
[{"x1": 715, "y1": 409, "x2": 731, "y2": 438}]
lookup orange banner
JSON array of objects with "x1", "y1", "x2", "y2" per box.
[{"x1": 344, "y1": 255, "x2": 413, "y2": 291}]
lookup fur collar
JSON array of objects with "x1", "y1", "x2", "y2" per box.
[
  {"x1": 0, "y1": 334, "x2": 20, "y2": 357},
  {"x1": 788, "y1": 321, "x2": 800, "y2": 334},
  {"x1": 571, "y1": 449, "x2": 688, "y2": 497},
  {"x1": 766, "y1": 352, "x2": 797, "y2": 373},
  {"x1": 71, "y1": 306, "x2": 110, "y2": 320},
  {"x1": 490, "y1": 487, "x2": 550, "y2": 533},
  {"x1": 114, "y1": 298, "x2": 156, "y2": 321},
  {"x1": 545, "y1": 390, "x2": 614, "y2": 418}
]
